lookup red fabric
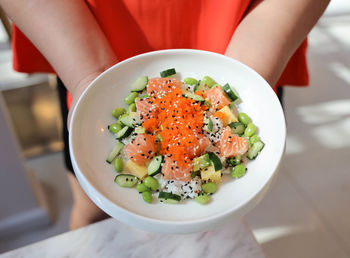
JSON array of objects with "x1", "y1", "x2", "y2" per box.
[{"x1": 11, "y1": 0, "x2": 309, "y2": 95}]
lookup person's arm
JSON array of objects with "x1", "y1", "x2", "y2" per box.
[
  {"x1": 0, "y1": 0, "x2": 117, "y2": 100},
  {"x1": 225, "y1": 0, "x2": 330, "y2": 87}
]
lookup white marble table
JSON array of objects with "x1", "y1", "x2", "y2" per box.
[{"x1": 1, "y1": 218, "x2": 265, "y2": 258}]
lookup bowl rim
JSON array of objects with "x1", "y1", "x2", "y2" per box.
[{"x1": 69, "y1": 49, "x2": 286, "y2": 231}]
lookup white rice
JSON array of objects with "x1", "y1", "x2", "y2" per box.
[{"x1": 156, "y1": 175, "x2": 202, "y2": 200}]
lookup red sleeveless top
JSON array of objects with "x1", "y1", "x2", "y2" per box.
[{"x1": 12, "y1": 0, "x2": 309, "y2": 89}]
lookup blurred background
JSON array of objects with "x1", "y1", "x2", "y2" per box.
[{"x1": 0, "y1": 1, "x2": 349, "y2": 257}]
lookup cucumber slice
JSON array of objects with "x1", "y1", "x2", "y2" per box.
[
  {"x1": 193, "y1": 153, "x2": 211, "y2": 171},
  {"x1": 229, "y1": 122, "x2": 245, "y2": 135},
  {"x1": 115, "y1": 126, "x2": 133, "y2": 139},
  {"x1": 119, "y1": 112, "x2": 140, "y2": 128},
  {"x1": 134, "y1": 126, "x2": 145, "y2": 134},
  {"x1": 131, "y1": 76, "x2": 148, "y2": 92},
  {"x1": 247, "y1": 140, "x2": 265, "y2": 160},
  {"x1": 114, "y1": 174, "x2": 138, "y2": 188},
  {"x1": 160, "y1": 68, "x2": 176, "y2": 78},
  {"x1": 184, "y1": 92, "x2": 204, "y2": 102},
  {"x1": 226, "y1": 155, "x2": 241, "y2": 167},
  {"x1": 222, "y1": 83, "x2": 239, "y2": 102},
  {"x1": 183, "y1": 77, "x2": 197, "y2": 86},
  {"x1": 203, "y1": 117, "x2": 213, "y2": 132},
  {"x1": 106, "y1": 141, "x2": 124, "y2": 163},
  {"x1": 148, "y1": 155, "x2": 163, "y2": 176},
  {"x1": 208, "y1": 152, "x2": 222, "y2": 171},
  {"x1": 201, "y1": 76, "x2": 216, "y2": 88},
  {"x1": 158, "y1": 191, "x2": 181, "y2": 204},
  {"x1": 193, "y1": 80, "x2": 201, "y2": 91},
  {"x1": 195, "y1": 80, "x2": 209, "y2": 91}
]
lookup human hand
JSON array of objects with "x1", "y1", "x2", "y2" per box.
[{"x1": 67, "y1": 71, "x2": 104, "y2": 130}]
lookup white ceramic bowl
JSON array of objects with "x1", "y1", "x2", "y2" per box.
[{"x1": 69, "y1": 49, "x2": 286, "y2": 234}]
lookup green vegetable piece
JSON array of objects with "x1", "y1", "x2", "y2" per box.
[
  {"x1": 229, "y1": 122, "x2": 245, "y2": 135},
  {"x1": 191, "y1": 171, "x2": 200, "y2": 178},
  {"x1": 124, "y1": 92, "x2": 138, "y2": 105},
  {"x1": 108, "y1": 122, "x2": 122, "y2": 134},
  {"x1": 112, "y1": 107, "x2": 126, "y2": 119},
  {"x1": 238, "y1": 112, "x2": 251, "y2": 125},
  {"x1": 114, "y1": 174, "x2": 138, "y2": 187},
  {"x1": 158, "y1": 191, "x2": 181, "y2": 204},
  {"x1": 244, "y1": 123, "x2": 256, "y2": 137},
  {"x1": 184, "y1": 77, "x2": 198, "y2": 85},
  {"x1": 142, "y1": 191, "x2": 153, "y2": 203},
  {"x1": 193, "y1": 153, "x2": 211, "y2": 172},
  {"x1": 231, "y1": 164, "x2": 247, "y2": 179},
  {"x1": 202, "y1": 182, "x2": 217, "y2": 194},
  {"x1": 194, "y1": 193, "x2": 210, "y2": 205},
  {"x1": 130, "y1": 76, "x2": 148, "y2": 92},
  {"x1": 157, "y1": 134, "x2": 163, "y2": 142},
  {"x1": 249, "y1": 134, "x2": 260, "y2": 145},
  {"x1": 148, "y1": 155, "x2": 163, "y2": 176},
  {"x1": 141, "y1": 94, "x2": 150, "y2": 99},
  {"x1": 126, "y1": 103, "x2": 136, "y2": 113},
  {"x1": 106, "y1": 141, "x2": 124, "y2": 163},
  {"x1": 136, "y1": 183, "x2": 151, "y2": 193},
  {"x1": 144, "y1": 176, "x2": 159, "y2": 191},
  {"x1": 208, "y1": 152, "x2": 222, "y2": 171},
  {"x1": 160, "y1": 68, "x2": 176, "y2": 78},
  {"x1": 201, "y1": 76, "x2": 216, "y2": 88},
  {"x1": 226, "y1": 155, "x2": 241, "y2": 167},
  {"x1": 114, "y1": 157, "x2": 123, "y2": 173},
  {"x1": 134, "y1": 97, "x2": 141, "y2": 102},
  {"x1": 135, "y1": 126, "x2": 146, "y2": 134},
  {"x1": 247, "y1": 140, "x2": 265, "y2": 160}
]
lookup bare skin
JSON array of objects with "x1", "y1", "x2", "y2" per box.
[
  {"x1": 225, "y1": 0, "x2": 330, "y2": 86},
  {"x1": 0, "y1": 0, "x2": 329, "y2": 229},
  {"x1": 67, "y1": 174, "x2": 109, "y2": 230}
]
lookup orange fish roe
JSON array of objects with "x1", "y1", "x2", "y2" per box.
[{"x1": 141, "y1": 87, "x2": 205, "y2": 171}]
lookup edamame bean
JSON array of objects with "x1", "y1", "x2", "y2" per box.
[
  {"x1": 134, "y1": 97, "x2": 141, "y2": 102},
  {"x1": 249, "y1": 134, "x2": 260, "y2": 145},
  {"x1": 126, "y1": 103, "x2": 136, "y2": 113},
  {"x1": 202, "y1": 182, "x2": 217, "y2": 194},
  {"x1": 142, "y1": 191, "x2": 153, "y2": 203},
  {"x1": 114, "y1": 157, "x2": 123, "y2": 173},
  {"x1": 124, "y1": 92, "x2": 138, "y2": 105},
  {"x1": 136, "y1": 183, "x2": 150, "y2": 193},
  {"x1": 183, "y1": 77, "x2": 198, "y2": 86},
  {"x1": 244, "y1": 123, "x2": 256, "y2": 137},
  {"x1": 108, "y1": 122, "x2": 122, "y2": 133},
  {"x1": 231, "y1": 164, "x2": 247, "y2": 179},
  {"x1": 201, "y1": 76, "x2": 216, "y2": 88},
  {"x1": 144, "y1": 176, "x2": 159, "y2": 191},
  {"x1": 194, "y1": 193, "x2": 210, "y2": 205},
  {"x1": 112, "y1": 107, "x2": 126, "y2": 119},
  {"x1": 238, "y1": 112, "x2": 251, "y2": 125}
]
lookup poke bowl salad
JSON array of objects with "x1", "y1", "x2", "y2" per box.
[{"x1": 106, "y1": 68, "x2": 264, "y2": 205}]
